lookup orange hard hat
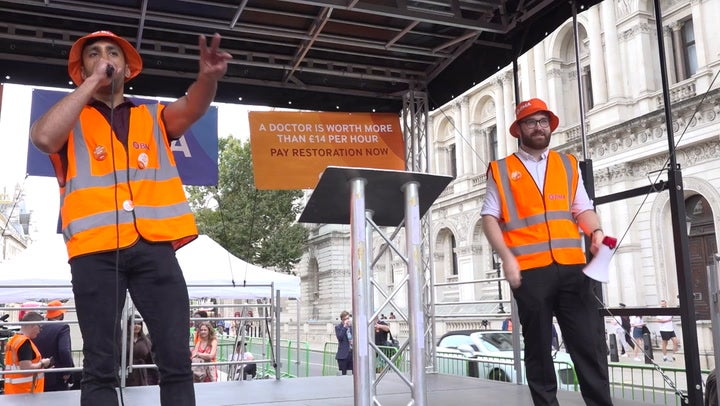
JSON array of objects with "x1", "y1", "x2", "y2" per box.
[
  {"x1": 46, "y1": 300, "x2": 67, "y2": 319},
  {"x1": 508, "y1": 98, "x2": 560, "y2": 138},
  {"x1": 67, "y1": 30, "x2": 143, "y2": 86}
]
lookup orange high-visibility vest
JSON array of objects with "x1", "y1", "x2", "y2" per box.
[
  {"x1": 489, "y1": 151, "x2": 586, "y2": 270},
  {"x1": 51, "y1": 103, "x2": 197, "y2": 259},
  {"x1": 4, "y1": 334, "x2": 45, "y2": 394}
]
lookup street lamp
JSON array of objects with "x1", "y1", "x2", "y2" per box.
[{"x1": 492, "y1": 251, "x2": 505, "y2": 313}]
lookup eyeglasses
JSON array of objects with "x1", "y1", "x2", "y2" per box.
[{"x1": 520, "y1": 117, "x2": 550, "y2": 129}]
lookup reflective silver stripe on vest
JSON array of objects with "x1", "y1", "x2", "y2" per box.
[
  {"x1": 5, "y1": 374, "x2": 43, "y2": 384},
  {"x1": 500, "y1": 210, "x2": 574, "y2": 232},
  {"x1": 557, "y1": 152, "x2": 575, "y2": 195},
  {"x1": 496, "y1": 157, "x2": 519, "y2": 223},
  {"x1": 63, "y1": 209, "x2": 135, "y2": 241},
  {"x1": 509, "y1": 237, "x2": 583, "y2": 256},
  {"x1": 63, "y1": 103, "x2": 191, "y2": 240}
]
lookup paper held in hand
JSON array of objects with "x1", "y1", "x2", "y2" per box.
[{"x1": 583, "y1": 236, "x2": 618, "y2": 283}]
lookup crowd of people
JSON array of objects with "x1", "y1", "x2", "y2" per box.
[
  {"x1": 1, "y1": 302, "x2": 259, "y2": 395},
  {"x1": 607, "y1": 300, "x2": 681, "y2": 362}
]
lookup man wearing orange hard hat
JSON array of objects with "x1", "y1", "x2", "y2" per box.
[
  {"x1": 30, "y1": 30, "x2": 231, "y2": 406},
  {"x1": 481, "y1": 98, "x2": 612, "y2": 405},
  {"x1": 34, "y1": 300, "x2": 74, "y2": 392}
]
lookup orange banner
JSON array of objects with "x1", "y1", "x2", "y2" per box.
[{"x1": 249, "y1": 111, "x2": 405, "y2": 190}]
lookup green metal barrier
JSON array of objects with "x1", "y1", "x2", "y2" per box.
[
  {"x1": 287, "y1": 340, "x2": 311, "y2": 377},
  {"x1": 212, "y1": 336, "x2": 308, "y2": 379},
  {"x1": 435, "y1": 353, "x2": 577, "y2": 391},
  {"x1": 377, "y1": 345, "x2": 406, "y2": 372},
  {"x1": 608, "y1": 362, "x2": 711, "y2": 405},
  {"x1": 323, "y1": 342, "x2": 339, "y2": 376},
  {"x1": 436, "y1": 354, "x2": 711, "y2": 405}
]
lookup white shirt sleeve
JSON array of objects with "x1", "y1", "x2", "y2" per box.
[
  {"x1": 480, "y1": 172, "x2": 501, "y2": 219},
  {"x1": 572, "y1": 170, "x2": 595, "y2": 218}
]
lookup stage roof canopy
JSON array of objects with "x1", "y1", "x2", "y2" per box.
[{"x1": 0, "y1": 0, "x2": 600, "y2": 112}]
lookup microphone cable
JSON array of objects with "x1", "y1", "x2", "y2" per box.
[{"x1": 106, "y1": 67, "x2": 127, "y2": 406}]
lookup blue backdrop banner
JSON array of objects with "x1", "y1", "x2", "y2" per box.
[{"x1": 27, "y1": 88, "x2": 219, "y2": 186}]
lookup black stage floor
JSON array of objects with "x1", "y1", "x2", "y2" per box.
[{"x1": 0, "y1": 374, "x2": 650, "y2": 405}]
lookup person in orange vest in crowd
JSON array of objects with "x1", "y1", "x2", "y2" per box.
[
  {"x1": 33, "y1": 300, "x2": 74, "y2": 391},
  {"x1": 4, "y1": 312, "x2": 53, "y2": 394},
  {"x1": 482, "y1": 98, "x2": 612, "y2": 406},
  {"x1": 29, "y1": 30, "x2": 231, "y2": 406}
]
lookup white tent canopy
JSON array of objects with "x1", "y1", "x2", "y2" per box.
[{"x1": 0, "y1": 234, "x2": 300, "y2": 302}]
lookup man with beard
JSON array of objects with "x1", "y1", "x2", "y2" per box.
[{"x1": 481, "y1": 99, "x2": 612, "y2": 406}]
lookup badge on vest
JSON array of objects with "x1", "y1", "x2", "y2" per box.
[
  {"x1": 137, "y1": 152, "x2": 149, "y2": 169},
  {"x1": 510, "y1": 170, "x2": 521, "y2": 181},
  {"x1": 93, "y1": 145, "x2": 107, "y2": 161},
  {"x1": 122, "y1": 200, "x2": 135, "y2": 212}
]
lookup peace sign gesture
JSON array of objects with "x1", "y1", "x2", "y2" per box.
[{"x1": 198, "y1": 33, "x2": 232, "y2": 82}]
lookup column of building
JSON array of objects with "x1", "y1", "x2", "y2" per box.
[
  {"x1": 662, "y1": 26, "x2": 677, "y2": 84},
  {"x1": 502, "y1": 71, "x2": 516, "y2": 154},
  {"x1": 519, "y1": 51, "x2": 534, "y2": 99},
  {"x1": 453, "y1": 101, "x2": 466, "y2": 177},
  {"x1": 460, "y1": 96, "x2": 475, "y2": 175},
  {"x1": 669, "y1": 22, "x2": 687, "y2": 82},
  {"x1": 546, "y1": 55, "x2": 565, "y2": 127},
  {"x1": 534, "y1": 42, "x2": 548, "y2": 102},
  {"x1": 619, "y1": 9, "x2": 660, "y2": 106},
  {"x1": 494, "y1": 76, "x2": 508, "y2": 155},
  {"x1": 600, "y1": 1, "x2": 624, "y2": 101},
  {"x1": 587, "y1": 5, "x2": 608, "y2": 106}
]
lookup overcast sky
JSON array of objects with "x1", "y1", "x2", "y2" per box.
[{"x1": 0, "y1": 83, "x2": 269, "y2": 237}]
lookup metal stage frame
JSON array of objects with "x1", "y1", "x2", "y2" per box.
[
  {"x1": 299, "y1": 167, "x2": 452, "y2": 406},
  {"x1": 0, "y1": 375, "x2": 651, "y2": 406}
]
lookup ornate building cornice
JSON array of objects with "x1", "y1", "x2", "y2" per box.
[
  {"x1": 568, "y1": 89, "x2": 720, "y2": 187},
  {"x1": 620, "y1": 23, "x2": 654, "y2": 41}
]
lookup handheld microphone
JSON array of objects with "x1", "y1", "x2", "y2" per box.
[{"x1": 105, "y1": 65, "x2": 115, "y2": 78}]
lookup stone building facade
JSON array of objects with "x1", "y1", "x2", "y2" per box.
[{"x1": 294, "y1": 0, "x2": 720, "y2": 356}]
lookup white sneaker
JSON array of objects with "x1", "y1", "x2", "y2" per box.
[
  {"x1": 634, "y1": 357, "x2": 642, "y2": 361},
  {"x1": 621, "y1": 353, "x2": 628, "y2": 357}
]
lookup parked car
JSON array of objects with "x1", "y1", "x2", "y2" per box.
[{"x1": 436, "y1": 329, "x2": 577, "y2": 390}]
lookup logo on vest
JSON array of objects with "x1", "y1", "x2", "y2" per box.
[
  {"x1": 510, "y1": 171, "x2": 522, "y2": 181},
  {"x1": 547, "y1": 194, "x2": 566, "y2": 200},
  {"x1": 132, "y1": 141, "x2": 151, "y2": 150}
]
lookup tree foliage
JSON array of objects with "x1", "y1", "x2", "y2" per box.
[{"x1": 186, "y1": 137, "x2": 308, "y2": 272}]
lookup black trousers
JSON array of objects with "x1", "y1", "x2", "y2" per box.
[
  {"x1": 512, "y1": 263, "x2": 613, "y2": 406},
  {"x1": 70, "y1": 239, "x2": 195, "y2": 406}
]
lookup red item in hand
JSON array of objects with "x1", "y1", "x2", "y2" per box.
[{"x1": 602, "y1": 236, "x2": 617, "y2": 249}]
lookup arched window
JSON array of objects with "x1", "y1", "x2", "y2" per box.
[{"x1": 450, "y1": 234, "x2": 459, "y2": 276}]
